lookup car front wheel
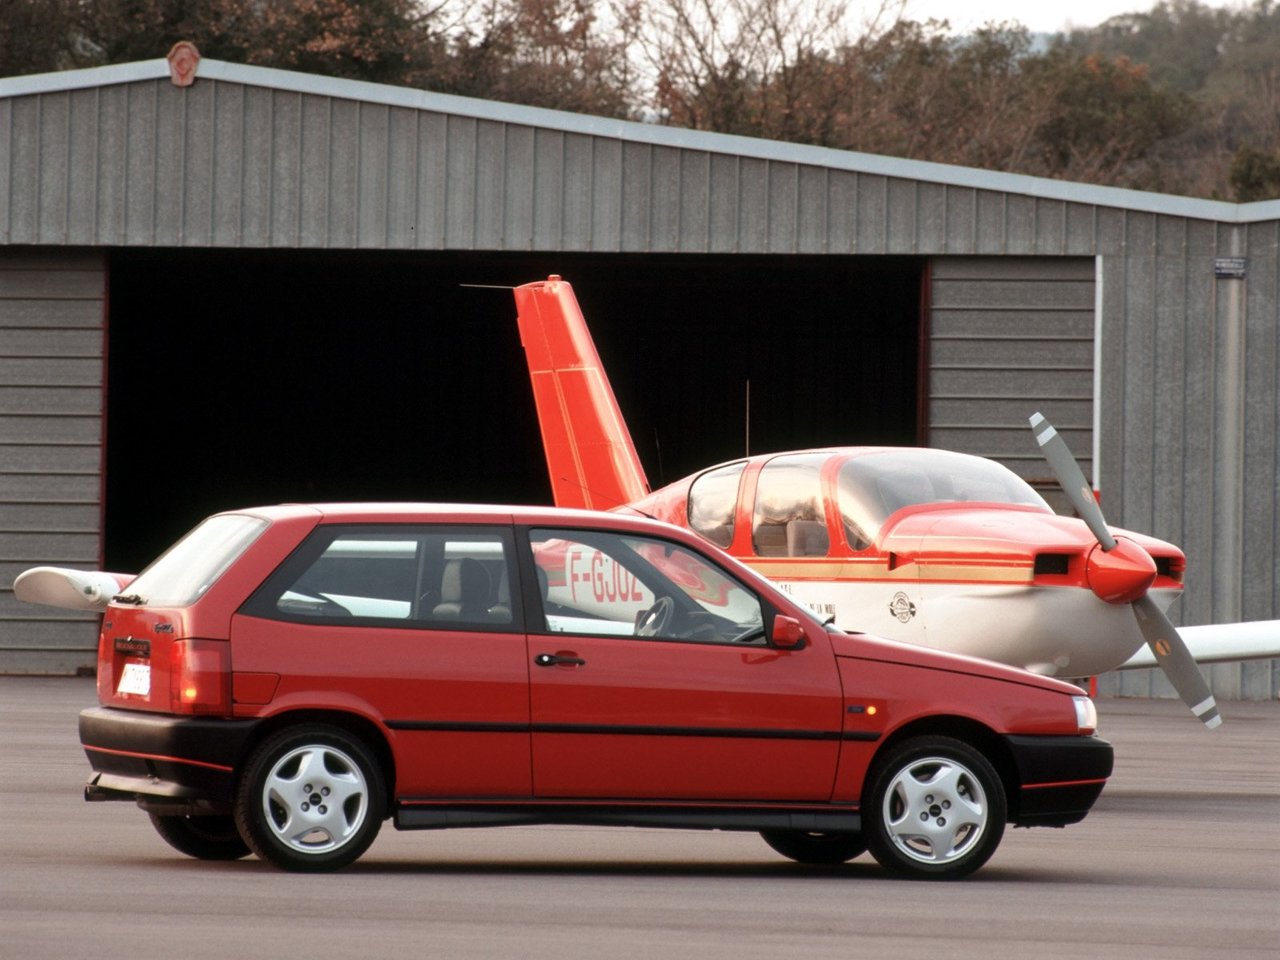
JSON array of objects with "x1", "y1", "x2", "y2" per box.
[
  {"x1": 148, "y1": 812, "x2": 251, "y2": 860},
  {"x1": 863, "y1": 735, "x2": 1006, "y2": 880},
  {"x1": 235, "y1": 724, "x2": 385, "y2": 872},
  {"x1": 760, "y1": 829, "x2": 867, "y2": 865}
]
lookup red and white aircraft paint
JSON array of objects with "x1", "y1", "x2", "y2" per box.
[{"x1": 512, "y1": 275, "x2": 1280, "y2": 727}]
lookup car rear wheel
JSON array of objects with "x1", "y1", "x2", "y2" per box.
[
  {"x1": 148, "y1": 813, "x2": 251, "y2": 860},
  {"x1": 759, "y1": 829, "x2": 867, "y2": 865},
  {"x1": 863, "y1": 735, "x2": 1006, "y2": 880},
  {"x1": 235, "y1": 724, "x2": 385, "y2": 872}
]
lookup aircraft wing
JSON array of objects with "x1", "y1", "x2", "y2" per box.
[{"x1": 1119, "y1": 620, "x2": 1280, "y2": 669}]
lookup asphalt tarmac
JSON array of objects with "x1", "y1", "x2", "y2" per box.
[{"x1": 2, "y1": 677, "x2": 1276, "y2": 960}]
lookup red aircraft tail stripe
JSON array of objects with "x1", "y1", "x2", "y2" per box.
[{"x1": 514, "y1": 276, "x2": 650, "y2": 510}]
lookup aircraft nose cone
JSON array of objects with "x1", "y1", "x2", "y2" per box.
[{"x1": 1086, "y1": 537, "x2": 1157, "y2": 604}]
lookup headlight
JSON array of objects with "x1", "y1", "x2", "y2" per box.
[{"x1": 1072, "y1": 695, "x2": 1098, "y2": 734}]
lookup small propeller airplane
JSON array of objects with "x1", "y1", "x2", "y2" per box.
[{"x1": 512, "y1": 274, "x2": 1280, "y2": 727}]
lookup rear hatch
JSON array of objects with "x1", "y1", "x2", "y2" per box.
[
  {"x1": 95, "y1": 513, "x2": 270, "y2": 714},
  {"x1": 96, "y1": 606, "x2": 227, "y2": 713}
]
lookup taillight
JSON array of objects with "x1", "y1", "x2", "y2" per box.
[
  {"x1": 168, "y1": 639, "x2": 231, "y2": 715},
  {"x1": 96, "y1": 628, "x2": 112, "y2": 701}
]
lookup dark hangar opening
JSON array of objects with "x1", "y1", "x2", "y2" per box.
[{"x1": 104, "y1": 250, "x2": 922, "y2": 570}]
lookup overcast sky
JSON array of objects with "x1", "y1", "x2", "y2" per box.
[{"x1": 881, "y1": 0, "x2": 1247, "y2": 35}]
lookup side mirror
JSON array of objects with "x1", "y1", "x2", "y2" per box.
[{"x1": 771, "y1": 614, "x2": 806, "y2": 649}]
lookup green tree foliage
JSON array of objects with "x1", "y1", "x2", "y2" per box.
[
  {"x1": 1062, "y1": 0, "x2": 1280, "y2": 198},
  {"x1": 1230, "y1": 146, "x2": 1280, "y2": 201},
  {"x1": 72, "y1": 0, "x2": 257, "y2": 66},
  {"x1": 67, "y1": 0, "x2": 432, "y2": 81},
  {"x1": 1024, "y1": 51, "x2": 1192, "y2": 183},
  {"x1": 0, "y1": 0, "x2": 82, "y2": 75},
  {"x1": 1060, "y1": 0, "x2": 1233, "y2": 92}
]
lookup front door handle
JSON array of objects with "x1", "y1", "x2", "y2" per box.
[{"x1": 535, "y1": 652, "x2": 586, "y2": 667}]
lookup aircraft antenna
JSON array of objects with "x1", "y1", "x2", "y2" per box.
[{"x1": 745, "y1": 380, "x2": 751, "y2": 456}]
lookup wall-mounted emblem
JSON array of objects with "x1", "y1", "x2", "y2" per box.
[
  {"x1": 889, "y1": 591, "x2": 917, "y2": 623},
  {"x1": 167, "y1": 41, "x2": 200, "y2": 88}
]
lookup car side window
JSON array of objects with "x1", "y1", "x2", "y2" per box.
[
  {"x1": 242, "y1": 524, "x2": 518, "y2": 630},
  {"x1": 526, "y1": 528, "x2": 765, "y2": 645}
]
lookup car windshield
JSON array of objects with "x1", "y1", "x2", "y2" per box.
[
  {"x1": 125, "y1": 514, "x2": 269, "y2": 606},
  {"x1": 837, "y1": 450, "x2": 1050, "y2": 544}
]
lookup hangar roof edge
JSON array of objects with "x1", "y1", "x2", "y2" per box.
[{"x1": 3, "y1": 57, "x2": 1278, "y2": 226}]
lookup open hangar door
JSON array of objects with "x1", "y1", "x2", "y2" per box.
[{"x1": 104, "y1": 250, "x2": 923, "y2": 571}]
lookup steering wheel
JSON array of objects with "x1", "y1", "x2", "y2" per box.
[{"x1": 636, "y1": 596, "x2": 674, "y2": 637}]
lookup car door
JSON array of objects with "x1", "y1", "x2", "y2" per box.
[
  {"x1": 234, "y1": 523, "x2": 530, "y2": 799},
  {"x1": 521, "y1": 527, "x2": 843, "y2": 801}
]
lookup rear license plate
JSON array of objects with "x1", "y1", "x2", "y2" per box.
[{"x1": 117, "y1": 661, "x2": 151, "y2": 697}]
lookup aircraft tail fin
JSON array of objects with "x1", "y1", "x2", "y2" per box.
[{"x1": 514, "y1": 276, "x2": 650, "y2": 510}]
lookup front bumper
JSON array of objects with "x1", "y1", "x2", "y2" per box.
[
  {"x1": 1003, "y1": 733, "x2": 1113, "y2": 827},
  {"x1": 79, "y1": 706, "x2": 260, "y2": 813}
]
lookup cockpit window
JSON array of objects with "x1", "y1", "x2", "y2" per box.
[
  {"x1": 687, "y1": 462, "x2": 745, "y2": 548},
  {"x1": 752, "y1": 454, "x2": 830, "y2": 557},
  {"x1": 837, "y1": 450, "x2": 1050, "y2": 543}
]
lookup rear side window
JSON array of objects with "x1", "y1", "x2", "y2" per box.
[{"x1": 242, "y1": 525, "x2": 518, "y2": 630}]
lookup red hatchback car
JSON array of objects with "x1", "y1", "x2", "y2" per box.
[{"x1": 60, "y1": 503, "x2": 1110, "y2": 878}]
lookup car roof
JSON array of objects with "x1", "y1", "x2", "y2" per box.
[
  {"x1": 220, "y1": 502, "x2": 683, "y2": 533},
  {"x1": 216, "y1": 502, "x2": 787, "y2": 599}
]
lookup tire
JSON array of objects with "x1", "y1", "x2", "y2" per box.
[
  {"x1": 760, "y1": 829, "x2": 867, "y2": 865},
  {"x1": 863, "y1": 735, "x2": 1006, "y2": 880},
  {"x1": 234, "y1": 724, "x2": 385, "y2": 872},
  {"x1": 148, "y1": 813, "x2": 251, "y2": 860}
]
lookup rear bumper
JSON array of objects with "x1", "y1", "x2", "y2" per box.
[
  {"x1": 79, "y1": 706, "x2": 260, "y2": 812},
  {"x1": 1003, "y1": 733, "x2": 1113, "y2": 827}
]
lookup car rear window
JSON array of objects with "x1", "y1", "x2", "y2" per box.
[{"x1": 125, "y1": 514, "x2": 269, "y2": 606}]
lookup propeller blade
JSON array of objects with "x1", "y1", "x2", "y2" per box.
[
  {"x1": 1030, "y1": 411, "x2": 1222, "y2": 728},
  {"x1": 1029, "y1": 412, "x2": 1116, "y2": 550},
  {"x1": 1133, "y1": 594, "x2": 1222, "y2": 729}
]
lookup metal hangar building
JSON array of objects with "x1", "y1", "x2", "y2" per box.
[{"x1": 1, "y1": 51, "x2": 1276, "y2": 699}]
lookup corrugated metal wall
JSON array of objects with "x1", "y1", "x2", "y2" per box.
[
  {"x1": 0, "y1": 250, "x2": 105, "y2": 673},
  {"x1": 0, "y1": 76, "x2": 1125, "y2": 257},
  {"x1": 0, "y1": 62, "x2": 1275, "y2": 694},
  {"x1": 1098, "y1": 222, "x2": 1280, "y2": 700},
  {"x1": 928, "y1": 256, "x2": 1096, "y2": 489}
]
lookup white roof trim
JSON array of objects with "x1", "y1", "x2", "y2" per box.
[
  {"x1": 0, "y1": 58, "x2": 170, "y2": 96},
  {"x1": 4, "y1": 57, "x2": 1279, "y2": 225}
]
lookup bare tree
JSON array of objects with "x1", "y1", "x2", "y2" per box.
[
  {"x1": 631, "y1": 0, "x2": 856, "y2": 135},
  {"x1": 426, "y1": 0, "x2": 638, "y2": 116}
]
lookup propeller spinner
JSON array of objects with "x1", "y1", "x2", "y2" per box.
[{"x1": 1029, "y1": 412, "x2": 1222, "y2": 729}]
